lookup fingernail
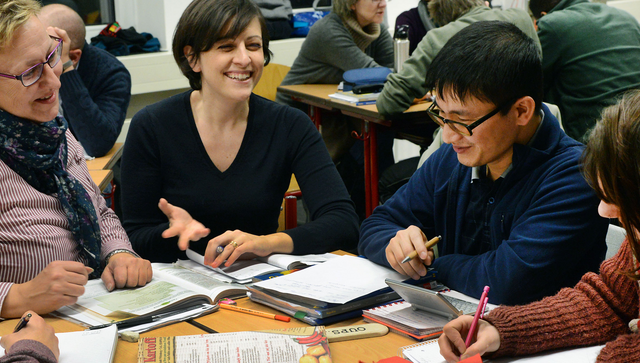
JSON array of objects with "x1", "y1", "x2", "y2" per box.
[
  {"x1": 87, "y1": 267, "x2": 94, "y2": 273},
  {"x1": 420, "y1": 252, "x2": 427, "y2": 259}
]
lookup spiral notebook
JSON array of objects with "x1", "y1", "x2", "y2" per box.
[
  {"x1": 362, "y1": 300, "x2": 449, "y2": 337},
  {"x1": 398, "y1": 339, "x2": 605, "y2": 363}
]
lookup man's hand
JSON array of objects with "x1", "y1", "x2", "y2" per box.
[
  {"x1": 385, "y1": 225, "x2": 435, "y2": 279},
  {"x1": 1, "y1": 261, "x2": 91, "y2": 318},
  {"x1": 158, "y1": 198, "x2": 210, "y2": 251},
  {"x1": 101, "y1": 253, "x2": 152, "y2": 291},
  {"x1": 0, "y1": 311, "x2": 59, "y2": 359}
]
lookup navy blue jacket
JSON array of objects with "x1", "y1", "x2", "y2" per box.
[
  {"x1": 359, "y1": 105, "x2": 608, "y2": 305},
  {"x1": 59, "y1": 43, "x2": 131, "y2": 157}
]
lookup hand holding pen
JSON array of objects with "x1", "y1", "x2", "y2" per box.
[
  {"x1": 385, "y1": 226, "x2": 439, "y2": 280},
  {"x1": 0, "y1": 311, "x2": 60, "y2": 360}
]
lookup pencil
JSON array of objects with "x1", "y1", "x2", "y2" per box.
[
  {"x1": 187, "y1": 319, "x2": 218, "y2": 334},
  {"x1": 219, "y1": 304, "x2": 290, "y2": 322},
  {"x1": 401, "y1": 236, "x2": 441, "y2": 263}
]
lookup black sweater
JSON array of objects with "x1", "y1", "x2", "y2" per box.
[{"x1": 121, "y1": 91, "x2": 359, "y2": 262}]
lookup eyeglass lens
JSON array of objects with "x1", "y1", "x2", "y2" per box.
[{"x1": 20, "y1": 39, "x2": 62, "y2": 87}]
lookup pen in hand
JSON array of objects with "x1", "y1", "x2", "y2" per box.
[
  {"x1": 13, "y1": 313, "x2": 32, "y2": 333},
  {"x1": 465, "y1": 286, "x2": 490, "y2": 348},
  {"x1": 401, "y1": 235, "x2": 441, "y2": 263}
]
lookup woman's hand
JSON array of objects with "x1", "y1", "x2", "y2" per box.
[
  {"x1": 101, "y1": 253, "x2": 153, "y2": 291},
  {"x1": 205, "y1": 230, "x2": 294, "y2": 267},
  {"x1": 438, "y1": 315, "x2": 501, "y2": 362},
  {"x1": 385, "y1": 225, "x2": 434, "y2": 280},
  {"x1": 158, "y1": 198, "x2": 211, "y2": 251},
  {"x1": 0, "y1": 311, "x2": 59, "y2": 359},
  {"x1": 1, "y1": 261, "x2": 91, "y2": 318}
]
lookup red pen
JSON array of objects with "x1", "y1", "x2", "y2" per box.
[{"x1": 465, "y1": 286, "x2": 490, "y2": 348}]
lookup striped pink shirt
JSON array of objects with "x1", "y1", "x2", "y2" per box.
[{"x1": 0, "y1": 131, "x2": 133, "y2": 311}]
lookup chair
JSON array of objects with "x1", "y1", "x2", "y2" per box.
[
  {"x1": 605, "y1": 223, "x2": 626, "y2": 260},
  {"x1": 278, "y1": 176, "x2": 300, "y2": 231},
  {"x1": 253, "y1": 63, "x2": 290, "y2": 101}
]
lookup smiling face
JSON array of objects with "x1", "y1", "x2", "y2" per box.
[
  {"x1": 438, "y1": 93, "x2": 520, "y2": 177},
  {"x1": 187, "y1": 17, "x2": 264, "y2": 104},
  {"x1": 0, "y1": 16, "x2": 61, "y2": 123},
  {"x1": 351, "y1": 0, "x2": 386, "y2": 28}
]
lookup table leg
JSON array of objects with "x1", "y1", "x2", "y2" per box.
[
  {"x1": 363, "y1": 121, "x2": 372, "y2": 216},
  {"x1": 308, "y1": 105, "x2": 322, "y2": 131},
  {"x1": 369, "y1": 123, "x2": 379, "y2": 211}
]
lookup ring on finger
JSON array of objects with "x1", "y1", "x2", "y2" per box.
[
  {"x1": 216, "y1": 246, "x2": 224, "y2": 254},
  {"x1": 230, "y1": 240, "x2": 239, "y2": 249}
]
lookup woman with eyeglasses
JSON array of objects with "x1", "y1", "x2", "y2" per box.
[
  {"x1": 275, "y1": 0, "x2": 394, "y2": 220},
  {"x1": 0, "y1": 0, "x2": 152, "y2": 353},
  {"x1": 439, "y1": 89, "x2": 640, "y2": 363},
  {"x1": 120, "y1": 0, "x2": 358, "y2": 266}
]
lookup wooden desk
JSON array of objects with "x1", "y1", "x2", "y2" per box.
[
  {"x1": 278, "y1": 84, "x2": 431, "y2": 216},
  {"x1": 86, "y1": 143, "x2": 124, "y2": 171},
  {"x1": 0, "y1": 296, "x2": 415, "y2": 362},
  {"x1": 89, "y1": 169, "x2": 114, "y2": 191}
]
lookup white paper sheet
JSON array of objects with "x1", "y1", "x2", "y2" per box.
[{"x1": 254, "y1": 255, "x2": 407, "y2": 304}]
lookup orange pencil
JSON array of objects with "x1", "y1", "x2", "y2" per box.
[{"x1": 220, "y1": 303, "x2": 291, "y2": 322}]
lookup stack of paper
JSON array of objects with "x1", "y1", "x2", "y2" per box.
[{"x1": 329, "y1": 91, "x2": 380, "y2": 105}]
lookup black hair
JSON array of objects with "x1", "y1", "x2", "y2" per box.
[
  {"x1": 529, "y1": 0, "x2": 561, "y2": 19},
  {"x1": 425, "y1": 21, "x2": 543, "y2": 113},
  {"x1": 172, "y1": 0, "x2": 272, "y2": 90}
]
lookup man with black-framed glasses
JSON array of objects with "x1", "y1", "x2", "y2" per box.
[{"x1": 359, "y1": 21, "x2": 608, "y2": 306}]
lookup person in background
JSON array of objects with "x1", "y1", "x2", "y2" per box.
[
  {"x1": 529, "y1": 0, "x2": 640, "y2": 142},
  {"x1": 0, "y1": 0, "x2": 151, "y2": 319},
  {"x1": 439, "y1": 89, "x2": 640, "y2": 363},
  {"x1": 376, "y1": 0, "x2": 540, "y2": 118},
  {"x1": 358, "y1": 21, "x2": 608, "y2": 305},
  {"x1": 394, "y1": 0, "x2": 435, "y2": 55},
  {"x1": 39, "y1": 3, "x2": 131, "y2": 157},
  {"x1": 120, "y1": 0, "x2": 359, "y2": 265},
  {"x1": 275, "y1": 0, "x2": 394, "y2": 220},
  {"x1": 0, "y1": 311, "x2": 58, "y2": 363}
]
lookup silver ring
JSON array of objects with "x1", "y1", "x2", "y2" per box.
[
  {"x1": 230, "y1": 240, "x2": 239, "y2": 249},
  {"x1": 216, "y1": 246, "x2": 224, "y2": 254}
]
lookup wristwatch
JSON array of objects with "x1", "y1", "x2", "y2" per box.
[{"x1": 62, "y1": 60, "x2": 74, "y2": 72}]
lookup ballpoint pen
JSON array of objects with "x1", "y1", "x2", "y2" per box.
[
  {"x1": 88, "y1": 305, "x2": 211, "y2": 330},
  {"x1": 465, "y1": 286, "x2": 490, "y2": 348},
  {"x1": 401, "y1": 236, "x2": 441, "y2": 263},
  {"x1": 13, "y1": 313, "x2": 32, "y2": 333}
]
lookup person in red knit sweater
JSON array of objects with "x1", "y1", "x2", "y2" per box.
[{"x1": 438, "y1": 89, "x2": 640, "y2": 363}]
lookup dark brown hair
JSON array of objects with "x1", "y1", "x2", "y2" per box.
[
  {"x1": 172, "y1": 0, "x2": 272, "y2": 90},
  {"x1": 583, "y1": 89, "x2": 640, "y2": 278}
]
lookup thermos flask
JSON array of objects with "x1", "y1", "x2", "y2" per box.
[{"x1": 394, "y1": 24, "x2": 410, "y2": 73}]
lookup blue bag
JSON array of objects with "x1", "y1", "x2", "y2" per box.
[{"x1": 342, "y1": 67, "x2": 392, "y2": 92}]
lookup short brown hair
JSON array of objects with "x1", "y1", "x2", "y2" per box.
[
  {"x1": 172, "y1": 0, "x2": 272, "y2": 90},
  {"x1": 0, "y1": 0, "x2": 41, "y2": 49},
  {"x1": 583, "y1": 89, "x2": 640, "y2": 278},
  {"x1": 428, "y1": 0, "x2": 484, "y2": 26}
]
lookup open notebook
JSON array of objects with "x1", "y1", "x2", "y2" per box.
[
  {"x1": 1, "y1": 324, "x2": 118, "y2": 363},
  {"x1": 399, "y1": 339, "x2": 605, "y2": 363}
]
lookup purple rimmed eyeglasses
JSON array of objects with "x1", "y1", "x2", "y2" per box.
[{"x1": 0, "y1": 36, "x2": 63, "y2": 87}]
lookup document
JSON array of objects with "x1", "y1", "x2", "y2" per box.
[
  {"x1": 137, "y1": 326, "x2": 331, "y2": 363},
  {"x1": 254, "y1": 255, "x2": 407, "y2": 304}
]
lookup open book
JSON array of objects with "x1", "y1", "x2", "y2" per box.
[
  {"x1": 56, "y1": 263, "x2": 245, "y2": 333},
  {"x1": 137, "y1": 326, "x2": 331, "y2": 363},
  {"x1": 185, "y1": 249, "x2": 337, "y2": 283}
]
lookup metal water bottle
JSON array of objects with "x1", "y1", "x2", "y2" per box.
[{"x1": 394, "y1": 24, "x2": 410, "y2": 73}]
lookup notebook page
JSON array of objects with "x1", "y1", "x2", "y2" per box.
[
  {"x1": 400, "y1": 339, "x2": 604, "y2": 363},
  {"x1": 365, "y1": 301, "x2": 449, "y2": 329}
]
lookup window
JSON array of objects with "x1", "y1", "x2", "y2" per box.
[{"x1": 41, "y1": 0, "x2": 115, "y2": 25}]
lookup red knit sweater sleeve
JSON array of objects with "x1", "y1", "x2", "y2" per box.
[{"x1": 484, "y1": 240, "x2": 638, "y2": 360}]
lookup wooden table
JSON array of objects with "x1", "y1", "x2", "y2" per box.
[
  {"x1": 89, "y1": 169, "x2": 114, "y2": 191},
  {"x1": 0, "y1": 297, "x2": 416, "y2": 362},
  {"x1": 278, "y1": 85, "x2": 431, "y2": 216},
  {"x1": 86, "y1": 143, "x2": 124, "y2": 171}
]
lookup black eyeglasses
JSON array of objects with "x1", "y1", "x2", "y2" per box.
[
  {"x1": 427, "y1": 98, "x2": 515, "y2": 136},
  {"x1": 0, "y1": 36, "x2": 63, "y2": 87}
]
